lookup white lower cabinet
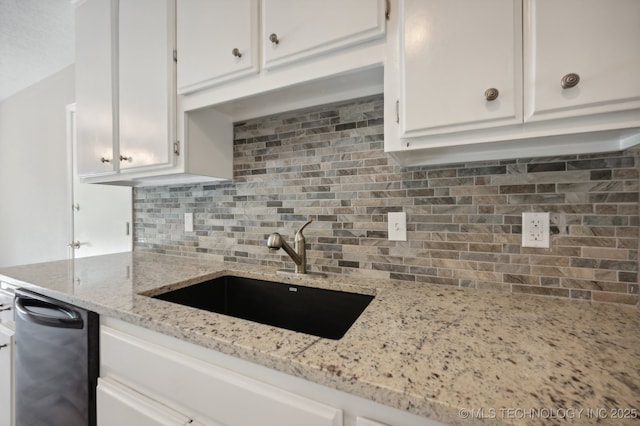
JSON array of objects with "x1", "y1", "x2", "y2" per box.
[
  {"x1": 0, "y1": 324, "x2": 14, "y2": 426},
  {"x1": 100, "y1": 322, "x2": 341, "y2": 426},
  {"x1": 99, "y1": 318, "x2": 442, "y2": 426}
]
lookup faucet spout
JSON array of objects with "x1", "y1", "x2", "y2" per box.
[{"x1": 266, "y1": 220, "x2": 313, "y2": 274}]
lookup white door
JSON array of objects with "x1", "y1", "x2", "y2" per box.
[
  {"x1": 0, "y1": 324, "x2": 14, "y2": 426},
  {"x1": 400, "y1": 0, "x2": 522, "y2": 138},
  {"x1": 118, "y1": 0, "x2": 175, "y2": 171},
  {"x1": 75, "y1": 0, "x2": 117, "y2": 177},
  {"x1": 68, "y1": 104, "x2": 132, "y2": 259},
  {"x1": 262, "y1": 0, "x2": 386, "y2": 69},
  {"x1": 524, "y1": 0, "x2": 640, "y2": 122},
  {"x1": 177, "y1": 0, "x2": 259, "y2": 93}
]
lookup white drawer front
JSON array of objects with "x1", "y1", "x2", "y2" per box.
[
  {"x1": 100, "y1": 326, "x2": 342, "y2": 426},
  {"x1": 97, "y1": 378, "x2": 192, "y2": 426}
]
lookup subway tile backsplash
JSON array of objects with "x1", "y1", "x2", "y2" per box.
[{"x1": 134, "y1": 94, "x2": 640, "y2": 306}]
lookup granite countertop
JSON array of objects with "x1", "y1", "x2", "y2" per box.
[{"x1": 1, "y1": 252, "x2": 638, "y2": 425}]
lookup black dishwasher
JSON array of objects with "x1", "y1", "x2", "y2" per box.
[{"x1": 14, "y1": 288, "x2": 98, "y2": 426}]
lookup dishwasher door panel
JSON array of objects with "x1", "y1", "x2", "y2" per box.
[{"x1": 14, "y1": 289, "x2": 98, "y2": 426}]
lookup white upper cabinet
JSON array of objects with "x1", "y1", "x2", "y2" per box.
[
  {"x1": 524, "y1": 0, "x2": 640, "y2": 122},
  {"x1": 75, "y1": 0, "x2": 117, "y2": 177},
  {"x1": 401, "y1": 0, "x2": 521, "y2": 137},
  {"x1": 177, "y1": 0, "x2": 259, "y2": 94},
  {"x1": 385, "y1": 0, "x2": 640, "y2": 166},
  {"x1": 262, "y1": 0, "x2": 387, "y2": 70},
  {"x1": 75, "y1": 0, "x2": 176, "y2": 179},
  {"x1": 75, "y1": 0, "x2": 234, "y2": 185},
  {"x1": 177, "y1": 0, "x2": 387, "y2": 116},
  {"x1": 118, "y1": 0, "x2": 175, "y2": 171}
]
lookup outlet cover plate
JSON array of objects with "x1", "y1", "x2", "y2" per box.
[
  {"x1": 388, "y1": 212, "x2": 407, "y2": 241},
  {"x1": 522, "y1": 212, "x2": 550, "y2": 248}
]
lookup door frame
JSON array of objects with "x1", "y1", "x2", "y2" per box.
[{"x1": 66, "y1": 103, "x2": 77, "y2": 260}]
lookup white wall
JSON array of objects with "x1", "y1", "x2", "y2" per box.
[{"x1": 0, "y1": 65, "x2": 75, "y2": 267}]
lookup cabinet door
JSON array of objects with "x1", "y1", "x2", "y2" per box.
[
  {"x1": 262, "y1": 0, "x2": 386, "y2": 69},
  {"x1": 524, "y1": 0, "x2": 640, "y2": 122},
  {"x1": 75, "y1": 0, "x2": 117, "y2": 176},
  {"x1": 118, "y1": 0, "x2": 175, "y2": 171},
  {"x1": 400, "y1": 0, "x2": 522, "y2": 138},
  {"x1": 177, "y1": 0, "x2": 259, "y2": 94},
  {"x1": 97, "y1": 378, "x2": 192, "y2": 426},
  {"x1": 0, "y1": 325, "x2": 14, "y2": 426}
]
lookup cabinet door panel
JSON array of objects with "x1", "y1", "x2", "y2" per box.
[
  {"x1": 401, "y1": 0, "x2": 522, "y2": 138},
  {"x1": 119, "y1": 0, "x2": 174, "y2": 171},
  {"x1": 262, "y1": 0, "x2": 385, "y2": 69},
  {"x1": 75, "y1": 0, "x2": 116, "y2": 176},
  {"x1": 525, "y1": 0, "x2": 640, "y2": 121},
  {"x1": 97, "y1": 378, "x2": 191, "y2": 426},
  {"x1": 177, "y1": 0, "x2": 259, "y2": 94}
]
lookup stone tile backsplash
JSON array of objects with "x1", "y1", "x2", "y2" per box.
[{"x1": 134, "y1": 95, "x2": 640, "y2": 306}]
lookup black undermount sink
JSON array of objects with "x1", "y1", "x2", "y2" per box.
[{"x1": 151, "y1": 275, "x2": 374, "y2": 340}]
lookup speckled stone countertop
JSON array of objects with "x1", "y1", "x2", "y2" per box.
[{"x1": 1, "y1": 252, "x2": 638, "y2": 425}]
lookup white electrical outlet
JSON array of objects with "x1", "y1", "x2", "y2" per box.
[
  {"x1": 522, "y1": 212, "x2": 550, "y2": 248},
  {"x1": 184, "y1": 212, "x2": 194, "y2": 232},
  {"x1": 388, "y1": 212, "x2": 407, "y2": 241}
]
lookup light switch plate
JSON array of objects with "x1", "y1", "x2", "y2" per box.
[
  {"x1": 388, "y1": 212, "x2": 407, "y2": 241},
  {"x1": 184, "y1": 212, "x2": 194, "y2": 232},
  {"x1": 522, "y1": 212, "x2": 550, "y2": 248}
]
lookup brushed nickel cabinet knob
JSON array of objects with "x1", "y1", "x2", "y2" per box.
[
  {"x1": 561, "y1": 73, "x2": 580, "y2": 89},
  {"x1": 484, "y1": 88, "x2": 499, "y2": 101}
]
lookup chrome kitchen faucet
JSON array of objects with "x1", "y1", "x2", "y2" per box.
[{"x1": 267, "y1": 219, "x2": 313, "y2": 274}]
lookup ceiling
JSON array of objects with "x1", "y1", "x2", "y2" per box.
[{"x1": 0, "y1": 0, "x2": 75, "y2": 102}]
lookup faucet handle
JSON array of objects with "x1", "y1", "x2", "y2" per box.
[{"x1": 295, "y1": 219, "x2": 313, "y2": 240}]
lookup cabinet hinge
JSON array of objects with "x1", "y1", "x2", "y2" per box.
[
  {"x1": 173, "y1": 49, "x2": 177, "y2": 62},
  {"x1": 173, "y1": 141, "x2": 180, "y2": 156},
  {"x1": 385, "y1": 0, "x2": 390, "y2": 20}
]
